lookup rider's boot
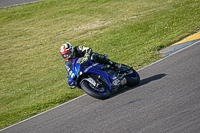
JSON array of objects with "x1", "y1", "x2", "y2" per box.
[
  {"x1": 114, "y1": 62, "x2": 122, "y2": 70},
  {"x1": 91, "y1": 53, "x2": 121, "y2": 70},
  {"x1": 107, "y1": 59, "x2": 121, "y2": 70}
]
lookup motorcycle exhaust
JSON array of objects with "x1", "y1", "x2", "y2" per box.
[{"x1": 112, "y1": 77, "x2": 127, "y2": 88}]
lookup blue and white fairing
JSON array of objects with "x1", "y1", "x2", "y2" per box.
[
  {"x1": 67, "y1": 58, "x2": 80, "y2": 86},
  {"x1": 67, "y1": 57, "x2": 118, "y2": 90}
]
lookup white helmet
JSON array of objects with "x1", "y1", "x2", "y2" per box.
[{"x1": 59, "y1": 42, "x2": 74, "y2": 61}]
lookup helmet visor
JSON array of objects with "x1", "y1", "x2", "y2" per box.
[{"x1": 61, "y1": 51, "x2": 72, "y2": 59}]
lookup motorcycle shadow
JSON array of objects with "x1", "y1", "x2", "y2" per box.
[{"x1": 109, "y1": 73, "x2": 167, "y2": 98}]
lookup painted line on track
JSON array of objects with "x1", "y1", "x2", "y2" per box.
[
  {"x1": 139, "y1": 39, "x2": 200, "y2": 71},
  {"x1": 1, "y1": 39, "x2": 200, "y2": 132},
  {"x1": 160, "y1": 31, "x2": 200, "y2": 56},
  {"x1": 0, "y1": 94, "x2": 87, "y2": 132},
  {"x1": 173, "y1": 31, "x2": 200, "y2": 45}
]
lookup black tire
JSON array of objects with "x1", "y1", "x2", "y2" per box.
[
  {"x1": 80, "y1": 80, "x2": 110, "y2": 99},
  {"x1": 125, "y1": 69, "x2": 140, "y2": 87}
]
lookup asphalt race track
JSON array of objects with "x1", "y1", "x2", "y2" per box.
[
  {"x1": 0, "y1": 0, "x2": 41, "y2": 8},
  {"x1": 1, "y1": 39, "x2": 200, "y2": 132}
]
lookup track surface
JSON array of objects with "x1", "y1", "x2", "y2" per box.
[
  {"x1": 1, "y1": 41, "x2": 200, "y2": 132},
  {"x1": 0, "y1": 0, "x2": 41, "y2": 8}
]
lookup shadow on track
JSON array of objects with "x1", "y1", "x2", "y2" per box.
[
  {"x1": 109, "y1": 73, "x2": 167, "y2": 98},
  {"x1": 139, "y1": 73, "x2": 167, "y2": 86}
]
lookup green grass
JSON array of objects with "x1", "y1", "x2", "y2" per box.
[{"x1": 0, "y1": 0, "x2": 200, "y2": 129}]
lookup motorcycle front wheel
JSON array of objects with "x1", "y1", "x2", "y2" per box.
[{"x1": 80, "y1": 80, "x2": 110, "y2": 99}]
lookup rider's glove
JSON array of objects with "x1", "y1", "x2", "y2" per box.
[{"x1": 80, "y1": 53, "x2": 90, "y2": 64}]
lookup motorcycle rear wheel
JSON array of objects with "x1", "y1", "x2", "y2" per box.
[
  {"x1": 125, "y1": 69, "x2": 140, "y2": 87},
  {"x1": 80, "y1": 80, "x2": 110, "y2": 99}
]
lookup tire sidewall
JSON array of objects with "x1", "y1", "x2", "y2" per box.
[
  {"x1": 80, "y1": 80, "x2": 110, "y2": 99},
  {"x1": 125, "y1": 69, "x2": 140, "y2": 87}
]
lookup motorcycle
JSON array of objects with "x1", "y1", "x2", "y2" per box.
[{"x1": 67, "y1": 56, "x2": 140, "y2": 99}]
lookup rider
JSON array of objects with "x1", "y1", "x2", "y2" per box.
[{"x1": 59, "y1": 42, "x2": 121, "y2": 73}]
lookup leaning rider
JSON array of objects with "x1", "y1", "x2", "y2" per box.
[{"x1": 59, "y1": 42, "x2": 121, "y2": 73}]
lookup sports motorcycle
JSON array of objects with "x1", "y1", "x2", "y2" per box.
[{"x1": 67, "y1": 56, "x2": 140, "y2": 99}]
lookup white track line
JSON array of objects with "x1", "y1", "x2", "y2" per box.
[
  {"x1": 0, "y1": 94, "x2": 86, "y2": 132},
  {"x1": 1, "y1": 39, "x2": 200, "y2": 132},
  {"x1": 137, "y1": 40, "x2": 200, "y2": 72}
]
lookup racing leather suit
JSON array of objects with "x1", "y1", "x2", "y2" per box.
[{"x1": 65, "y1": 46, "x2": 120, "y2": 72}]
